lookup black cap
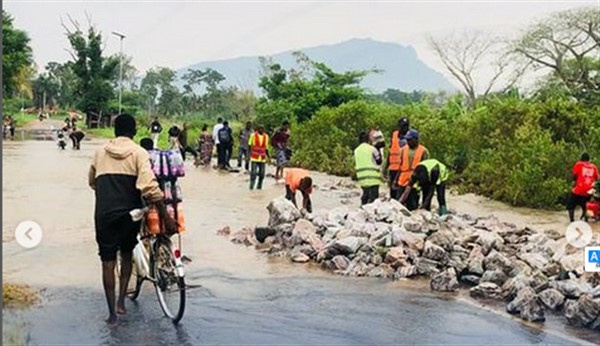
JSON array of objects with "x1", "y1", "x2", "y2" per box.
[{"x1": 399, "y1": 117, "x2": 409, "y2": 125}]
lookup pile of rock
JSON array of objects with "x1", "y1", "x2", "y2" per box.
[{"x1": 227, "y1": 197, "x2": 600, "y2": 330}]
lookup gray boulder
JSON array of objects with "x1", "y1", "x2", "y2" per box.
[
  {"x1": 506, "y1": 286, "x2": 536, "y2": 314},
  {"x1": 231, "y1": 227, "x2": 255, "y2": 244},
  {"x1": 366, "y1": 264, "x2": 395, "y2": 278},
  {"x1": 538, "y1": 288, "x2": 565, "y2": 310},
  {"x1": 327, "y1": 207, "x2": 351, "y2": 226},
  {"x1": 564, "y1": 294, "x2": 600, "y2": 328},
  {"x1": 423, "y1": 241, "x2": 447, "y2": 261},
  {"x1": 517, "y1": 252, "x2": 549, "y2": 271},
  {"x1": 551, "y1": 280, "x2": 588, "y2": 299},
  {"x1": 427, "y1": 230, "x2": 455, "y2": 250},
  {"x1": 385, "y1": 246, "x2": 408, "y2": 268},
  {"x1": 520, "y1": 297, "x2": 546, "y2": 322},
  {"x1": 331, "y1": 255, "x2": 351, "y2": 271},
  {"x1": 346, "y1": 209, "x2": 369, "y2": 224},
  {"x1": 371, "y1": 253, "x2": 383, "y2": 265},
  {"x1": 291, "y1": 251, "x2": 310, "y2": 263},
  {"x1": 333, "y1": 236, "x2": 367, "y2": 255},
  {"x1": 345, "y1": 261, "x2": 371, "y2": 277},
  {"x1": 475, "y1": 230, "x2": 504, "y2": 254},
  {"x1": 467, "y1": 246, "x2": 486, "y2": 275},
  {"x1": 502, "y1": 275, "x2": 533, "y2": 301},
  {"x1": 483, "y1": 250, "x2": 514, "y2": 274},
  {"x1": 395, "y1": 265, "x2": 419, "y2": 279},
  {"x1": 430, "y1": 268, "x2": 459, "y2": 292},
  {"x1": 322, "y1": 227, "x2": 342, "y2": 242},
  {"x1": 460, "y1": 275, "x2": 481, "y2": 286},
  {"x1": 403, "y1": 220, "x2": 423, "y2": 233},
  {"x1": 481, "y1": 270, "x2": 509, "y2": 286},
  {"x1": 415, "y1": 257, "x2": 441, "y2": 276},
  {"x1": 470, "y1": 282, "x2": 502, "y2": 299},
  {"x1": 392, "y1": 229, "x2": 425, "y2": 251},
  {"x1": 267, "y1": 198, "x2": 302, "y2": 227}
]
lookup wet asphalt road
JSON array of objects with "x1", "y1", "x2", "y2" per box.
[{"x1": 2, "y1": 137, "x2": 596, "y2": 345}]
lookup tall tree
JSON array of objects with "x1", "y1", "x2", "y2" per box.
[
  {"x1": 257, "y1": 52, "x2": 369, "y2": 129},
  {"x1": 62, "y1": 16, "x2": 119, "y2": 113},
  {"x1": 140, "y1": 67, "x2": 181, "y2": 116},
  {"x1": 2, "y1": 11, "x2": 34, "y2": 98},
  {"x1": 513, "y1": 6, "x2": 599, "y2": 104},
  {"x1": 428, "y1": 30, "x2": 527, "y2": 107}
]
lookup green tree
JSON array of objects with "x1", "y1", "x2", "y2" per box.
[
  {"x1": 44, "y1": 61, "x2": 78, "y2": 108},
  {"x1": 514, "y1": 6, "x2": 599, "y2": 105},
  {"x1": 141, "y1": 67, "x2": 182, "y2": 116},
  {"x1": 63, "y1": 18, "x2": 119, "y2": 113},
  {"x1": 2, "y1": 11, "x2": 34, "y2": 98},
  {"x1": 256, "y1": 53, "x2": 369, "y2": 130}
]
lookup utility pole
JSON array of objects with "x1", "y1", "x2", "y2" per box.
[{"x1": 112, "y1": 31, "x2": 126, "y2": 115}]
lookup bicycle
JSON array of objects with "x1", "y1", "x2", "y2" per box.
[{"x1": 118, "y1": 207, "x2": 186, "y2": 324}]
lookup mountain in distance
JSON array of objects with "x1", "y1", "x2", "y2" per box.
[{"x1": 176, "y1": 38, "x2": 455, "y2": 94}]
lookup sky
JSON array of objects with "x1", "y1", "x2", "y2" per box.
[{"x1": 4, "y1": 0, "x2": 597, "y2": 90}]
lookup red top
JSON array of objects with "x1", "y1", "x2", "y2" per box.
[{"x1": 572, "y1": 161, "x2": 599, "y2": 196}]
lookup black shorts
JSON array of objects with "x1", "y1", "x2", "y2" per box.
[
  {"x1": 567, "y1": 193, "x2": 590, "y2": 210},
  {"x1": 95, "y1": 216, "x2": 141, "y2": 262}
]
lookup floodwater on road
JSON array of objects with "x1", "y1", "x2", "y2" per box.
[{"x1": 2, "y1": 137, "x2": 597, "y2": 345}]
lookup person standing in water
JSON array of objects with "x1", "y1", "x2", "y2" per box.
[
  {"x1": 271, "y1": 121, "x2": 290, "y2": 181},
  {"x1": 217, "y1": 121, "x2": 234, "y2": 169},
  {"x1": 88, "y1": 114, "x2": 176, "y2": 324},
  {"x1": 178, "y1": 122, "x2": 198, "y2": 162},
  {"x1": 198, "y1": 124, "x2": 214, "y2": 166},
  {"x1": 249, "y1": 125, "x2": 270, "y2": 190},
  {"x1": 238, "y1": 121, "x2": 253, "y2": 171},
  {"x1": 149, "y1": 117, "x2": 162, "y2": 148}
]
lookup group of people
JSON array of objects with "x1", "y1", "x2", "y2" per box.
[
  {"x1": 354, "y1": 117, "x2": 449, "y2": 215},
  {"x1": 147, "y1": 117, "x2": 312, "y2": 207},
  {"x1": 60, "y1": 116, "x2": 86, "y2": 150},
  {"x1": 148, "y1": 117, "x2": 294, "y2": 188}
]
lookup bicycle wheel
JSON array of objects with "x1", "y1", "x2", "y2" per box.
[
  {"x1": 116, "y1": 252, "x2": 144, "y2": 300},
  {"x1": 151, "y1": 237, "x2": 186, "y2": 324}
]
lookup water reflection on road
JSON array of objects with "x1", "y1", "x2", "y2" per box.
[{"x1": 1, "y1": 139, "x2": 593, "y2": 344}]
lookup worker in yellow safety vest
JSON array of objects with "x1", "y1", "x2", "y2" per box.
[
  {"x1": 400, "y1": 159, "x2": 449, "y2": 215},
  {"x1": 354, "y1": 131, "x2": 383, "y2": 205}
]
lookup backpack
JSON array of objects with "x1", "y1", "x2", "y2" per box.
[
  {"x1": 149, "y1": 149, "x2": 185, "y2": 179},
  {"x1": 218, "y1": 127, "x2": 232, "y2": 143}
]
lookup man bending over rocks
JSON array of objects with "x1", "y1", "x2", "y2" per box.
[
  {"x1": 285, "y1": 168, "x2": 313, "y2": 213},
  {"x1": 400, "y1": 158, "x2": 449, "y2": 215}
]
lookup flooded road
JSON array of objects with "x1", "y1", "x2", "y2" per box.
[{"x1": 2, "y1": 138, "x2": 595, "y2": 344}]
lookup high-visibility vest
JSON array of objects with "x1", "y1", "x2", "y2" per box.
[
  {"x1": 419, "y1": 159, "x2": 449, "y2": 185},
  {"x1": 398, "y1": 145, "x2": 425, "y2": 187},
  {"x1": 388, "y1": 130, "x2": 402, "y2": 171},
  {"x1": 354, "y1": 143, "x2": 382, "y2": 187},
  {"x1": 250, "y1": 132, "x2": 268, "y2": 162},
  {"x1": 286, "y1": 168, "x2": 311, "y2": 194}
]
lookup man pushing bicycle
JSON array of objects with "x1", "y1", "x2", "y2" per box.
[{"x1": 88, "y1": 114, "x2": 177, "y2": 324}]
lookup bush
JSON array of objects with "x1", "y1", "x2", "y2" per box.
[{"x1": 290, "y1": 95, "x2": 598, "y2": 210}]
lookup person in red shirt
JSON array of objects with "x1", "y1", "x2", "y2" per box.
[{"x1": 568, "y1": 153, "x2": 599, "y2": 222}]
